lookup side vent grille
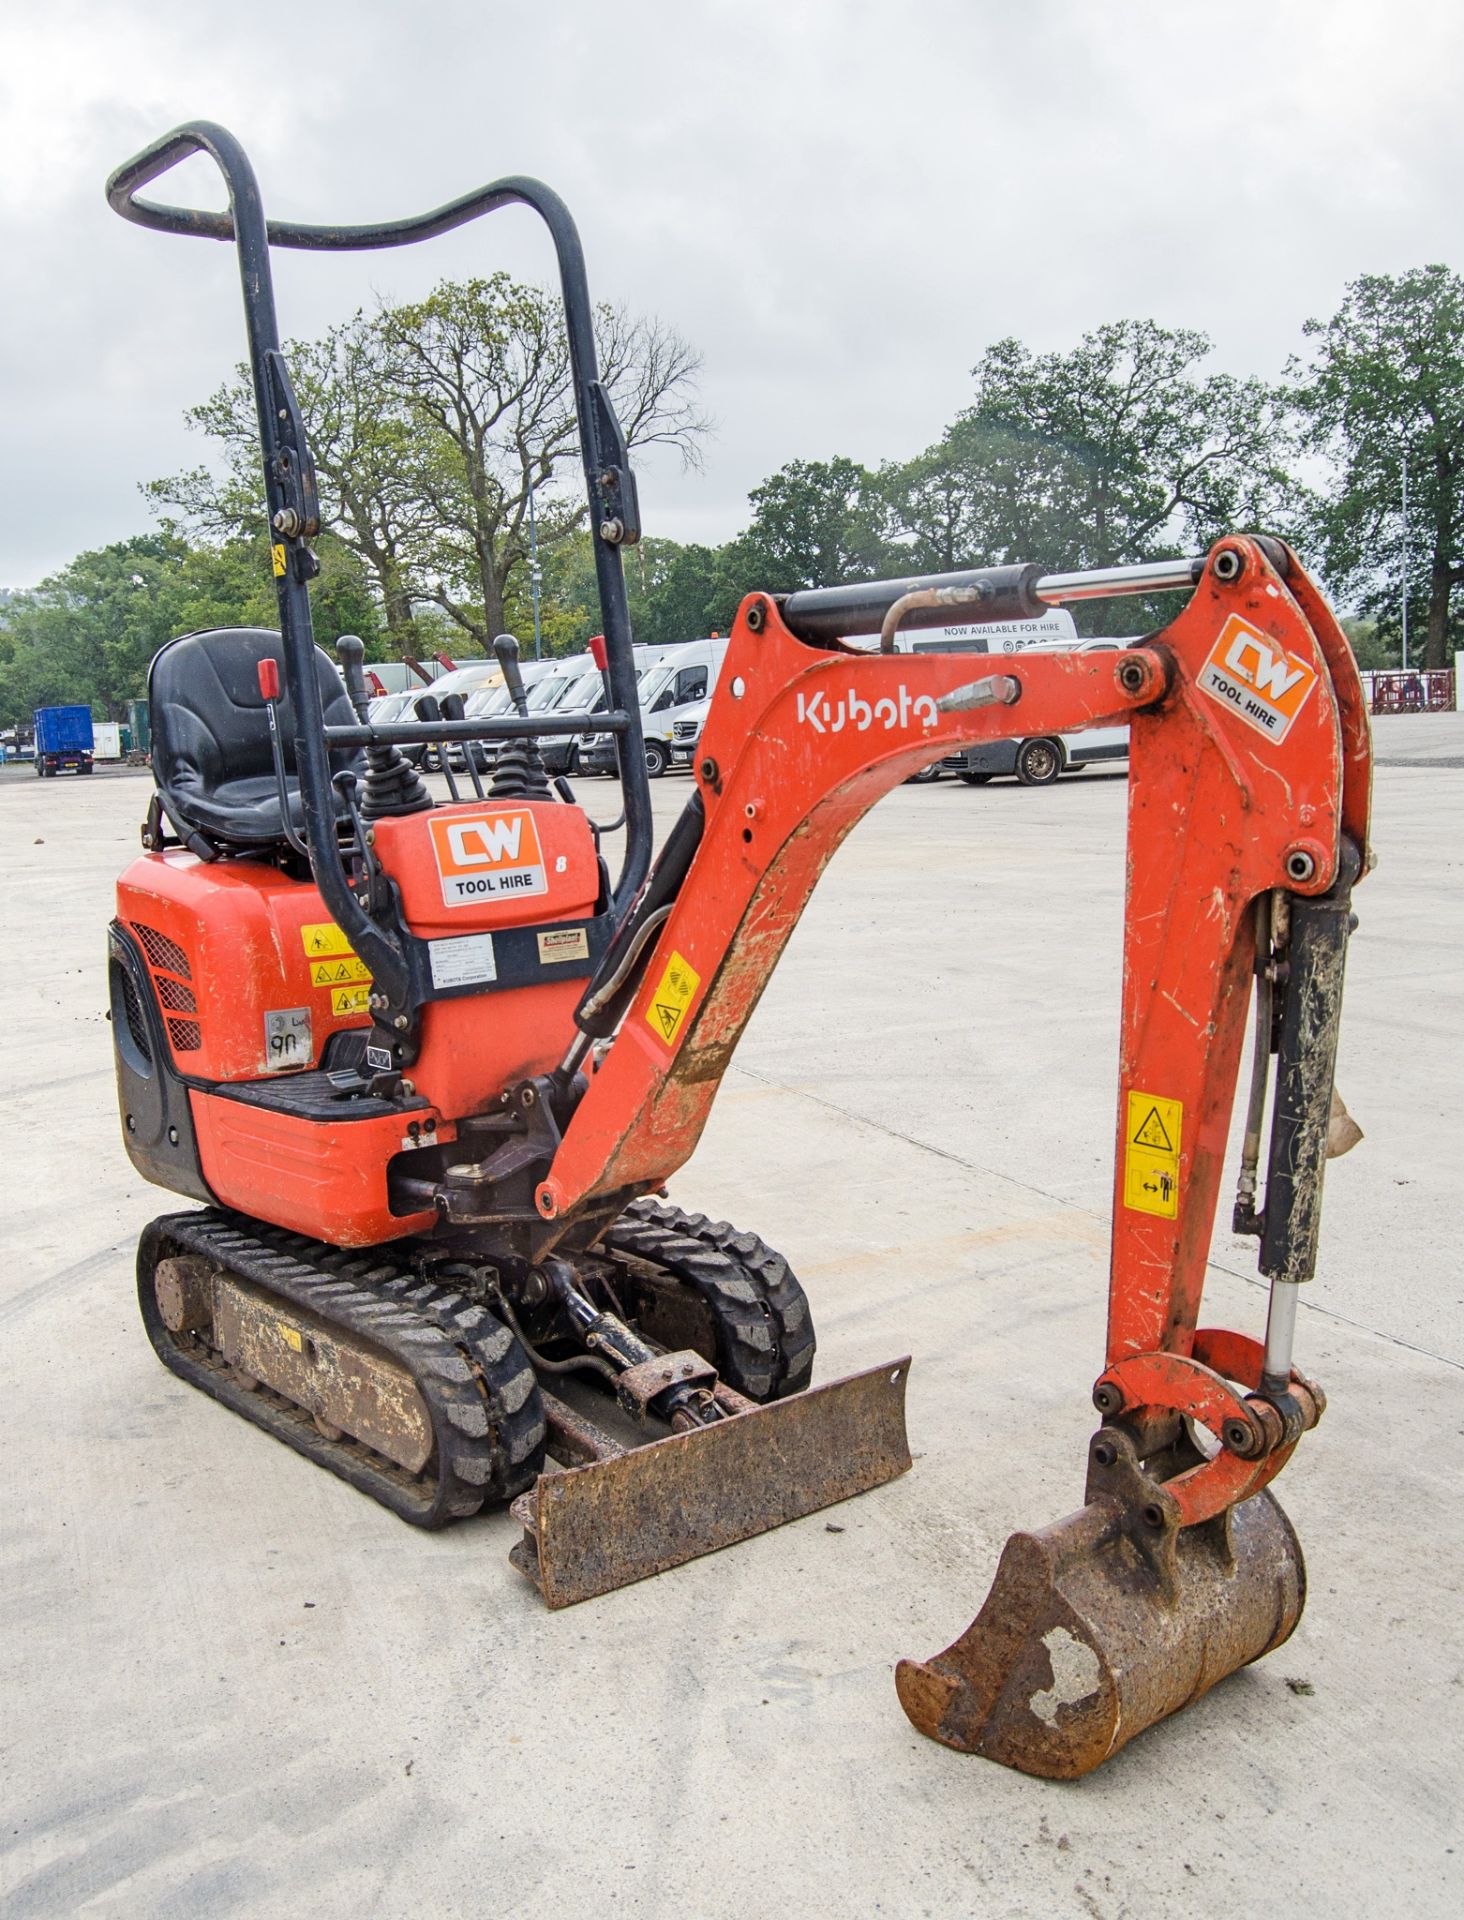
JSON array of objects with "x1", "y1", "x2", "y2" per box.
[
  {"x1": 154, "y1": 976, "x2": 198, "y2": 1014},
  {"x1": 134, "y1": 923, "x2": 192, "y2": 980},
  {"x1": 128, "y1": 919, "x2": 202, "y2": 1059}
]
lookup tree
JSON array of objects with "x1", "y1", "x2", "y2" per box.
[
  {"x1": 152, "y1": 276, "x2": 708, "y2": 658},
  {"x1": 529, "y1": 533, "x2": 742, "y2": 655},
  {"x1": 0, "y1": 533, "x2": 379, "y2": 727},
  {"x1": 1290, "y1": 266, "x2": 1464, "y2": 669},
  {"x1": 380, "y1": 276, "x2": 705, "y2": 647},
  {"x1": 150, "y1": 313, "x2": 450, "y2": 658},
  {"x1": 731, "y1": 457, "x2": 893, "y2": 592},
  {"x1": 887, "y1": 322, "x2": 1294, "y2": 587}
]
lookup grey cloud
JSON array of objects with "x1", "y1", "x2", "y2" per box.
[{"x1": 1, "y1": 0, "x2": 1461, "y2": 583}]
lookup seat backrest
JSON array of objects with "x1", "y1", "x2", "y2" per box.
[{"x1": 148, "y1": 627, "x2": 363, "y2": 849}]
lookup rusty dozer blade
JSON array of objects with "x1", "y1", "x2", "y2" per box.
[
  {"x1": 510, "y1": 1357, "x2": 912, "y2": 1608},
  {"x1": 896, "y1": 1426, "x2": 1305, "y2": 1779}
]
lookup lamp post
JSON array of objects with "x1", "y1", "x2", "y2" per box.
[
  {"x1": 1401, "y1": 449, "x2": 1409, "y2": 673},
  {"x1": 527, "y1": 475, "x2": 544, "y2": 661}
]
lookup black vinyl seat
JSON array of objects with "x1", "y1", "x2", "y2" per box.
[{"x1": 149, "y1": 628, "x2": 365, "y2": 851}]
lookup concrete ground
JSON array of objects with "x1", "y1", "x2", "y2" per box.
[{"x1": 2, "y1": 716, "x2": 1460, "y2": 1919}]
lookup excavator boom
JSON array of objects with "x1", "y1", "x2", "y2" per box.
[{"x1": 536, "y1": 534, "x2": 1368, "y2": 1774}]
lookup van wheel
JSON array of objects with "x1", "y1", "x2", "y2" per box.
[
  {"x1": 644, "y1": 740, "x2": 669, "y2": 778},
  {"x1": 1015, "y1": 738, "x2": 1063, "y2": 786},
  {"x1": 958, "y1": 771, "x2": 992, "y2": 786},
  {"x1": 906, "y1": 761, "x2": 942, "y2": 785}
]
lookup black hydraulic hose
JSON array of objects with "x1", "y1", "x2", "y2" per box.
[{"x1": 572, "y1": 790, "x2": 705, "y2": 1042}]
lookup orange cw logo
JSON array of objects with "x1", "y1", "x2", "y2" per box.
[
  {"x1": 428, "y1": 807, "x2": 548, "y2": 907},
  {"x1": 1198, "y1": 613, "x2": 1319, "y2": 744}
]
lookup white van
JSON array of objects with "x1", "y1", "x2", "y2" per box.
[
  {"x1": 583, "y1": 637, "x2": 730, "y2": 777},
  {"x1": 912, "y1": 633, "x2": 1134, "y2": 786},
  {"x1": 457, "y1": 645, "x2": 680, "y2": 778}
]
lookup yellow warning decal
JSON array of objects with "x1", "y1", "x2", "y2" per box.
[
  {"x1": 646, "y1": 950, "x2": 701, "y2": 1048},
  {"x1": 272, "y1": 542, "x2": 287, "y2": 577},
  {"x1": 310, "y1": 955, "x2": 371, "y2": 988},
  {"x1": 1123, "y1": 1091, "x2": 1183, "y2": 1219},
  {"x1": 301, "y1": 923, "x2": 355, "y2": 958},
  {"x1": 332, "y1": 983, "x2": 371, "y2": 1016},
  {"x1": 278, "y1": 1322, "x2": 303, "y2": 1353}
]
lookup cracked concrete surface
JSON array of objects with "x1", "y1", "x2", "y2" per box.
[{"x1": 2, "y1": 721, "x2": 1460, "y2": 1919}]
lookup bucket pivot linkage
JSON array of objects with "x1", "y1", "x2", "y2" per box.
[{"x1": 899, "y1": 827, "x2": 1362, "y2": 1779}]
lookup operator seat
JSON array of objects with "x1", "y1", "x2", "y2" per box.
[{"x1": 148, "y1": 627, "x2": 365, "y2": 852}]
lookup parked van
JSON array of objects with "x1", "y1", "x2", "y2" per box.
[
  {"x1": 914, "y1": 633, "x2": 1133, "y2": 786},
  {"x1": 456, "y1": 645, "x2": 678, "y2": 778},
  {"x1": 582, "y1": 637, "x2": 730, "y2": 777}
]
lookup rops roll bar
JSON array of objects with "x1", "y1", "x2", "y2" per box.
[{"x1": 107, "y1": 120, "x2": 653, "y2": 1006}]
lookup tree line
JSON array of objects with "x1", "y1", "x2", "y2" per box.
[{"x1": 3, "y1": 261, "x2": 1461, "y2": 726}]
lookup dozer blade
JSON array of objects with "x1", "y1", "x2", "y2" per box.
[
  {"x1": 895, "y1": 1482, "x2": 1305, "y2": 1780},
  {"x1": 510, "y1": 1358, "x2": 912, "y2": 1608}
]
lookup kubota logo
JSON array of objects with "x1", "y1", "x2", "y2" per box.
[
  {"x1": 1198, "y1": 614, "x2": 1319, "y2": 743},
  {"x1": 796, "y1": 685, "x2": 939, "y2": 735},
  {"x1": 429, "y1": 807, "x2": 548, "y2": 906}
]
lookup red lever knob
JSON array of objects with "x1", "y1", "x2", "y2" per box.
[
  {"x1": 588, "y1": 633, "x2": 608, "y2": 672},
  {"x1": 257, "y1": 658, "x2": 281, "y2": 701}
]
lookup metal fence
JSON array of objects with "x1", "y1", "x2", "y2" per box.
[{"x1": 1366, "y1": 671, "x2": 1456, "y2": 715}]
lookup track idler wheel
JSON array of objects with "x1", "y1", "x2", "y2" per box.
[{"x1": 895, "y1": 1425, "x2": 1306, "y2": 1779}]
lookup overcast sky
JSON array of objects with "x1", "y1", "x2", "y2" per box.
[{"x1": 1, "y1": 0, "x2": 1460, "y2": 587}]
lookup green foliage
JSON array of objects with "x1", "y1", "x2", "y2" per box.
[
  {"x1": 151, "y1": 275, "x2": 707, "y2": 659},
  {"x1": 1339, "y1": 617, "x2": 1397, "y2": 671},
  {"x1": 511, "y1": 533, "x2": 741, "y2": 658},
  {"x1": 729, "y1": 457, "x2": 895, "y2": 592},
  {"x1": 1290, "y1": 265, "x2": 1464, "y2": 667},
  {"x1": 889, "y1": 321, "x2": 1294, "y2": 574},
  {"x1": 0, "y1": 533, "x2": 380, "y2": 727},
  {"x1": 21, "y1": 275, "x2": 1462, "y2": 706}
]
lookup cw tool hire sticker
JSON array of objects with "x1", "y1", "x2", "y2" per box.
[
  {"x1": 1198, "y1": 613, "x2": 1318, "y2": 743},
  {"x1": 428, "y1": 808, "x2": 548, "y2": 907},
  {"x1": 1123, "y1": 1091, "x2": 1183, "y2": 1219}
]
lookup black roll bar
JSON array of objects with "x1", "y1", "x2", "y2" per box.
[{"x1": 106, "y1": 122, "x2": 654, "y2": 1006}]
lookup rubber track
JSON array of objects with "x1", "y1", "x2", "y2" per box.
[
  {"x1": 603, "y1": 1199, "x2": 816, "y2": 1401},
  {"x1": 138, "y1": 1210, "x2": 545, "y2": 1528}
]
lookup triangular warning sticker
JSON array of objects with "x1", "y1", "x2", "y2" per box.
[
  {"x1": 654, "y1": 1003, "x2": 681, "y2": 1039},
  {"x1": 1132, "y1": 1105, "x2": 1175, "y2": 1151}
]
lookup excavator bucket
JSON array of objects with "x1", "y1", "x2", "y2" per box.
[
  {"x1": 511, "y1": 1358, "x2": 912, "y2": 1608},
  {"x1": 896, "y1": 1434, "x2": 1305, "y2": 1779}
]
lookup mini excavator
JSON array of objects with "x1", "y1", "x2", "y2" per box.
[{"x1": 106, "y1": 122, "x2": 1370, "y2": 1779}]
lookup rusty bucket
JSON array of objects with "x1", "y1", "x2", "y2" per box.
[{"x1": 896, "y1": 1426, "x2": 1305, "y2": 1779}]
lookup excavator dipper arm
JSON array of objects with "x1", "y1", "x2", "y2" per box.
[{"x1": 540, "y1": 534, "x2": 1370, "y2": 1775}]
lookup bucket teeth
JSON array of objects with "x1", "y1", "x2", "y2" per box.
[{"x1": 896, "y1": 1482, "x2": 1305, "y2": 1779}]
